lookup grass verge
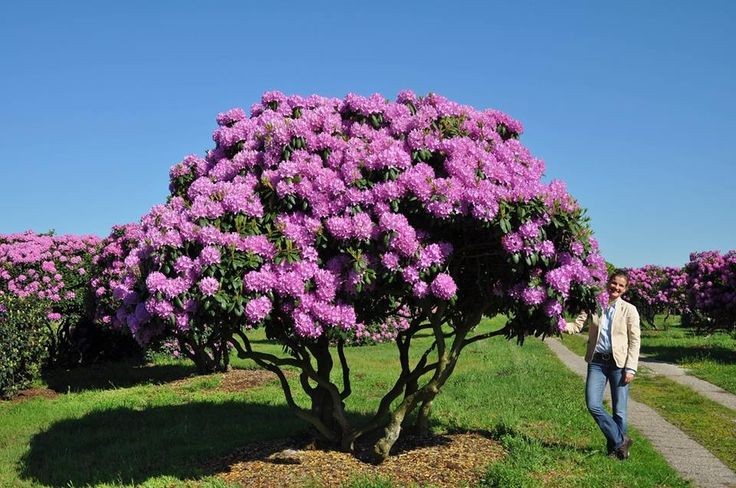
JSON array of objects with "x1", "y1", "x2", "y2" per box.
[{"x1": 639, "y1": 317, "x2": 736, "y2": 395}]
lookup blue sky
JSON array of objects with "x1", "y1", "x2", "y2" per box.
[{"x1": 1, "y1": 1, "x2": 734, "y2": 267}]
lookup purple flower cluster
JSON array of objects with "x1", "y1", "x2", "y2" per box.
[
  {"x1": 112, "y1": 91, "x2": 606, "y2": 345},
  {"x1": 625, "y1": 265, "x2": 689, "y2": 325},
  {"x1": 0, "y1": 231, "x2": 100, "y2": 321},
  {"x1": 685, "y1": 250, "x2": 736, "y2": 329},
  {"x1": 90, "y1": 224, "x2": 144, "y2": 329}
]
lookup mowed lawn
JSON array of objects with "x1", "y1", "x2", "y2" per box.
[
  {"x1": 1, "y1": 318, "x2": 690, "y2": 487},
  {"x1": 637, "y1": 317, "x2": 736, "y2": 395}
]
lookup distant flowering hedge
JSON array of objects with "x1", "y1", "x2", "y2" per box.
[
  {"x1": 625, "y1": 265, "x2": 688, "y2": 326},
  {"x1": 0, "y1": 231, "x2": 101, "y2": 365},
  {"x1": 685, "y1": 250, "x2": 736, "y2": 331},
  {"x1": 108, "y1": 90, "x2": 607, "y2": 457},
  {"x1": 0, "y1": 231, "x2": 100, "y2": 324}
]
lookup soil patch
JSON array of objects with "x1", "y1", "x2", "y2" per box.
[
  {"x1": 6, "y1": 388, "x2": 59, "y2": 402},
  {"x1": 169, "y1": 368, "x2": 284, "y2": 393},
  {"x1": 218, "y1": 368, "x2": 282, "y2": 393},
  {"x1": 214, "y1": 431, "x2": 503, "y2": 487}
]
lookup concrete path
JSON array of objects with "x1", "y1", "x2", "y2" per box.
[
  {"x1": 546, "y1": 338, "x2": 736, "y2": 488},
  {"x1": 638, "y1": 357, "x2": 736, "y2": 411}
]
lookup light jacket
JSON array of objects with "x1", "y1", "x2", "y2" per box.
[{"x1": 565, "y1": 298, "x2": 641, "y2": 372}]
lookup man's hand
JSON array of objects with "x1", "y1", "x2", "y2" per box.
[{"x1": 623, "y1": 372, "x2": 635, "y2": 384}]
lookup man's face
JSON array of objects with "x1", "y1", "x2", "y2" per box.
[{"x1": 608, "y1": 275, "x2": 628, "y2": 301}]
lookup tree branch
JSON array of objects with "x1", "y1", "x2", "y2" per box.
[
  {"x1": 462, "y1": 325, "x2": 510, "y2": 348},
  {"x1": 337, "y1": 339, "x2": 351, "y2": 400},
  {"x1": 227, "y1": 334, "x2": 338, "y2": 443}
]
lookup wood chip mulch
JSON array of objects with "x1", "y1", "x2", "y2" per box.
[
  {"x1": 219, "y1": 368, "x2": 294, "y2": 392},
  {"x1": 5, "y1": 387, "x2": 59, "y2": 402},
  {"x1": 169, "y1": 368, "x2": 285, "y2": 393},
  {"x1": 214, "y1": 431, "x2": 504, "y2": 487}
]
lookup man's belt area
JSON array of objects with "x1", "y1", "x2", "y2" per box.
[{"x1": 592, "y1": 352, "x2": 614, "y2": 362}]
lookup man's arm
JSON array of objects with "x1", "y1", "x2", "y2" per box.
[
  {"x1": 623, "y1": 305, "x2": 641, "y2": 383},
  {"x1": 563, "y1": 311, "x2": 589, "y2": 334}
]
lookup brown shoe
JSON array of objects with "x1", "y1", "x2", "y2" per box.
[{"x1": 616, "y1": 436, "x2": 634, "y2": 459}]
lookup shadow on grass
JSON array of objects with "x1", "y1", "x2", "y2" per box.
[
  {"x1": 640, "y1": 344, "x2": 736, "y2": 365},
  {"x1": 20, "y1": 400, "x2": 311, "y2": 487},
  {"x1": 41, "y1": 361, "x2": 198, "y2": 393}
]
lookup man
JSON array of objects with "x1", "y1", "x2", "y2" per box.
[{"x1": 564, "y1": 269, "x2": 641, "y2": 459}]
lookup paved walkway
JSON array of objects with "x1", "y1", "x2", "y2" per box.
[
  {"x1": 546, "y1": 338, "x2": 736, "y2": 488},
  {"x1": 638, "y1": 356, "x2": 736, "y2": 411}
]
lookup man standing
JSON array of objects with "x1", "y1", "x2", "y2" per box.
[{"x1": 565, "y1": 269, "x2": 641, "y2": 459}]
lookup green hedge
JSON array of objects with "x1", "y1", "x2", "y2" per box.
[{"x1": 0, "y1": 295, "x2": 51, "y2": 399}]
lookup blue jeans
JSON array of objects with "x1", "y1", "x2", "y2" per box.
[{"x1": 586, "y1": 360, "x2": 628, "y2": 451}]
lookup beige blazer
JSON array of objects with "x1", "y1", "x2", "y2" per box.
[{"x1": 565, "y1": 298, "x2": 641, "y2": 372}]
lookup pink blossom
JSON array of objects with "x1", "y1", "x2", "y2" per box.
[
  {"x1": 430, "y1": 273, "x2": 457, "y2": 300},
  {"x1": 198, "y1": 277, "x2": 220, "y2": 296}
]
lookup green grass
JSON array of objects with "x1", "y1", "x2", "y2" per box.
[
  {"x1": 638, "y1": 316, "x2": 736, "y2": 395},
  {"x1": 560, "y1": 331, "x2": 736, "y2": 472},
  {"x1": 1, "y1": 319, "x2": 690, "y2": 487}
]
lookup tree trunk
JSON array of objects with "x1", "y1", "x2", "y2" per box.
[
  {"x1": 306, "y1": 339, "x2": 355, "y2": 451},
  {"x1": 414, "y1": 399, "x2": 433, "y2": 437}
]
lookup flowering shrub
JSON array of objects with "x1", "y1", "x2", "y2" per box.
[
  {"x1": 685, "y1": 250, "x2": 736, "y2": 331},
  {"x1": 0, "y1": 295, "x2": 51, "y2": 398},
  {"x1": 0, "y1": 231, "x2": 100, "y2": 365},
  {"x1": 113, "y1": 91, "x2": 606, "y2": 459},
  {"x1": 92, "y1": 224, "x2": 144, "y2": 328},
  {"x1": 73, "y1": 223, "x2": 146, "y2": 361},
  {"x1": 625, "y1": 265, "x2": 688, "y2": 326}
]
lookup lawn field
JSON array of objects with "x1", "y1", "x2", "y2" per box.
[{"x1": 1, "y1": 318, "x2": 690, "y2": 487}]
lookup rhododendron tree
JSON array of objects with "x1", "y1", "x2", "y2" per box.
[
  {"x1": 88, "y1": 224, "x2": 145, "y2": 360},
  {"x1": 625, "y1": 265, "x2": 688, "y2": 327},
  {"x1": 114, "y1": 91, "x2": 606, "y2": 460},
  {"x1": 685, "y1": 250, "x2": 736, "y2": 332},
  {"x1": 92, "y1": 224, "x2": 144, "y2": 327},
  {"x1": 0, "y1": 231, "x2": 101, "y2": 364}
]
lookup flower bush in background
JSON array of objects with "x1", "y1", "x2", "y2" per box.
[
  {"x1": 625, "y1": 265, "x2": 688, "y2": 327},
  {"x1": 685, "y1": 250, "x2": 736, "y2": 331},
  {"x1": 0, "y1": 232, "x2": 100, "y2": 365},
  {"x1": 112, "y1": 91, "x2": 606, "y2": 459},
  {"x1": 92, "y1": 224, "x2": 145, "y2": 328}
]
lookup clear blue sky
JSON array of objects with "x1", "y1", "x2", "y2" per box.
[{"x1": 1, "y1": 1, "x2": 734, "y2": 267}]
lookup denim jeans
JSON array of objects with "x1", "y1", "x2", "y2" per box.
[{"x1": 585, "y1": 359, "x2": 628, "y2": 451}]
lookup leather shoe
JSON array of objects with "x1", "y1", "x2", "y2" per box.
[{"x1": 616, "y1": 436, "x2": 634, "y2": 459}]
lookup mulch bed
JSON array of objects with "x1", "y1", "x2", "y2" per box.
[
  {"x1": 168, "y1": 368, "x2": 286, "y2": 393},
  {"x1": 214, "y1": 431, "x2": 504, "y2": 487},
  {"x1": 218, "y1": 368, "x2": 286, "y2": 393},
  {"x1": 6, "y1": 387, "x2": 59, "y2": 402}
]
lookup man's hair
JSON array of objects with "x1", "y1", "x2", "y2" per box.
[{"x1": 609, "y1": 268, "x2": 629, "y2": 285}]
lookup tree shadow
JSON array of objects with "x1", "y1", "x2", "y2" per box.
[
  {"x1": 640, "y1": 344, "x2": 736, "y2": 365},
  {"x1": 41, "y1": 360, "x2": 198, "y2": 393},
  {"x1": 20, "y1": 400, "x2": 308, "y2": 487}
]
